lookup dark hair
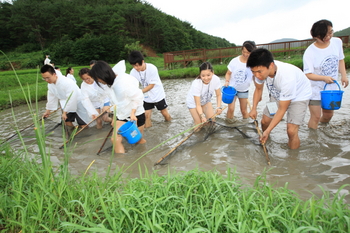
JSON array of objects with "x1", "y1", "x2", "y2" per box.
[
  {"x1": 246, "y1": 48, "x2": 274, "y2": 68},
  {"x1": 242, "y1": 41, "x2": 257, "y2": 52},
  {"x1": 78, "y1": 68, "x2": 90, "y2": 78},
  {"x1": 65, "y1": 67, "x2": 73, "y2": 76},
  {"x1": 40, "y1": 64, "x2": 56, "y2": 74},
  {"x1": 89, "y1": 61, "x2": 115, "y2": 87},
  {"x1": 310, "y1": 19, "x2": 333, "y2": 41},
  {"x1": 196, "y1": 62, "x2": 214, "y2": 79},
  {"x1": 89, "y1": 60, "x2": 97, "y2": 66},
  {"x1": 128, "y1": 50, "x2": 144, "y2": 66}
]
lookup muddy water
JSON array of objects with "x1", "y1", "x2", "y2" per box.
[{"x1": 1, "y1": 70, "x2": 350, "y2": 202}]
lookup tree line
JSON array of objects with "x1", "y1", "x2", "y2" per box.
[{"x1": 0, "y1": 0, "x2": 234, "y2": 66}]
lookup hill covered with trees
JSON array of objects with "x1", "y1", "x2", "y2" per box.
[{"x1": 0, "y1": 0, "x2": 234, "y2": 66}]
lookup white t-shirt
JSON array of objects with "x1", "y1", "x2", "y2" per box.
[
  {"x1": 81, "y1": 81, "x2": 109, "y2": 109},
  {"x1": 254, "y1": 61, "x2": 311, "y2": 102},
  {"x1": 46, "y1": 74, "x2": 98, "y2": 124},
  {"x1": 109, "y1": 60, "x2": 145, "y2": 120},
  {"x1": 227, "y1": 56, "x2": 253, "y2": 92},
  {"x1": 66, "y1": 74, "x2": 76, "y2": 83},
  {"x1": 130, "y1": 63, "x2": 165, "y2": 103},
  {"x1": 44, "y1": 57, "x2": 51, "y2": 65},
  {"x1": 186, "y1": 74, "x2": 222, "y2": 108},
  {"x1": 303, "y1": 37, "x2": 345, "y2": 100}
]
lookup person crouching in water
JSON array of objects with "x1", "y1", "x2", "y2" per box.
[
  {"x1": 89, "y1": 60, "x2": 146, "y2": 153},
  {"x1": 78, "y1": 68, "x2": 112, "y2": 129},
  {"x1": 41, "y1": 65, "x2": 99, "y2": 137},
  {"x1": 186, "y1": 62, "x2": 223, "y2": 129}
]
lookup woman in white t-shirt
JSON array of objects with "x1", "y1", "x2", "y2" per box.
[
  {"x1": 78, "y1": 68, "x2": 112, "y2": 129},
  {"x1": 186, "y1": 62, "x2": 223, "y2": 128},
  {"x1": 65, "y1": 67, "x2": 77, "y2": 83},
  {"x1": 224, "y1": 41, "x2": 256, "y2": 123},
  {"x1": 89, "y1": 60, "x2": 146, "y2": 154},
  {"x1": 303, "y1": 19, "x2": 348, "y2": 129}
]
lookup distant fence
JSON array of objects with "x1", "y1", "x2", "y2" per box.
[{"x1": 163, "y1": 36, "x2": 350, "y2": 69}]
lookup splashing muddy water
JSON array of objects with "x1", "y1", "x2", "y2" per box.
[{"x1": 1, "y1": 71, "x2": 350, "y2": 202}]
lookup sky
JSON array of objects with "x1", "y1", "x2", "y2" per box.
[{"x1": 143, "y1": 0, "x2": 348, "y2": 45}]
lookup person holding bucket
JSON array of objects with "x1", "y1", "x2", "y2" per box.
[
  {"x1": 186, "y1": 62, "x2": 223, "y2": 128},
  {"x1": 247, "y1": 48, "x2": 312, "y2": 149},
  {"x1": 89, "y1": 60, "x2": 146, "y2": 154},
  {"x1": 224, "y1": 41, "x2": 257, "y2": 123},
  {"x1": 303, "y1": 19, "x2": 349, "y2": 129}
]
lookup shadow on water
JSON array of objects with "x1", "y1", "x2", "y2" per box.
[{"x1": 1, "y1": 71, "x2": 350, "y2": 202}]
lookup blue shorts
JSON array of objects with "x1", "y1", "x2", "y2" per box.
[
  {"x1": 103, "y1": 101, "x2": 110, "y2": 106},
  {"x1": 236, "y1": 91, "x2": 249, "y2": 99}
]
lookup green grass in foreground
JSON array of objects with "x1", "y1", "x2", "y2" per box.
[{"x1": 0, "y1": 150, "x2": 349, "y2": 232}]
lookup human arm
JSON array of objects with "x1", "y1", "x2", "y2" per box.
[
  {"x1": 339, "y1": 59, "x2": 348, "y2": 88},
  {"x1": 142, "y1": 84, "x2": 155, "y2": 93},
  {"x1": 130, "y1": 109, "x2": 137, "y2": 121},
  {"x1": 305, "y1": 73, "x2": 334, "y2": 83},
  {"x1": 260, "y1": 100, "x2": 290, "y2": 144},
  {"x1": 214, "y1": 88, "x2": 223, "y2": 115},
  {"x1": 194, "y1": 96, "x2": 206, "y2": 123},
  {"x1": 224, "y1": 70, "x2": 232, "y2": 87},
  {"x1": 249, "y1": 78, "x2": 264, "y2": 120}
]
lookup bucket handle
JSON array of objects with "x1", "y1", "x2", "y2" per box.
[{"x1": 323, "y1": 80, "x2": 341, "y2": 91}]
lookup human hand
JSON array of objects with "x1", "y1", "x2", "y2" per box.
[
  {"x1": 216, "y1": 108, "x2": 223, "y2": 115},
  {"x1": 323, "y1": 76, "x2": 335, "y2": 84},
  {"x1": 341, "y1": 76, "x2": 349, "y2": 88},
  {"x1": 62, "y1": 112, "x2": 67, "y2": 121},
  {"x1": 249, "y1": 109, "x2": 257, "y2": 120},
  {"x1": 260, "y1": 131, "x2": 269, "y2": 144},
  {"x1": 43, "y1": 110, "x2": 51, "y2": 119},
  {"x1": 224, "y1": 80, "x2": 229, "y2": 87}
]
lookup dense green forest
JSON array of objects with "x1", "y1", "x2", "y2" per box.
[{"x1": 0, "y1": 0, "x2": 234, "y2": 66}]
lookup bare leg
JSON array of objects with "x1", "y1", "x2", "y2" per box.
[
  {"x1": 308, "y1": 105, "x2": 321, "y2": 129},
  {"x1": 160, "y1": 108, "x2": 171, "y2": 121},
  {"x1": 238, "y1": 98, "x2": 249, "y2": 119},
  {"x1": 96, "y1": 109, "x2": 103, "y2": 129},
  {"x1": 287, "y1": 123, "x2": 300, "y2": 149},
  {"x1": 261, "y1": 114, "x2": 272, "y2": 132},
  {"x1": 226, "y1": 97, "x2": 236, "y2": 119},
  {"x1": 320, "y1": 109, "x2": 334, "y2": 124},
  {"x1": 137, "y1": 124, "x2": 146, "y2": 144},
  {"x1": 111, "y1": 121, "x2": 126, "y2": 153},
  {"x1": 144, "y1": 109, "x2": 152, "y2": 128}
]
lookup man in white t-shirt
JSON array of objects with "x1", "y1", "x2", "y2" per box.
[
  {"x1": 247, "y1": 48, "x2": 312, "y2": 149},
  {"x1": 128, "y1": 51, "x2": 171, "y2": 128}
]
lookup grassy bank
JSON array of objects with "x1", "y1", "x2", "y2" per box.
[
  {"x1": 1, "y1": 149, "x2": 350, "y2": 232},
  {"x1": 1, "y1": 50, "x2": 350, "y2": 110}
]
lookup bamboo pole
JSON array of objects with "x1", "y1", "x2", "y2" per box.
[
  {"x1": 154, "y1": 106, "x2": 227, "y2": 166},
  {"x1": 247, "y1": 100, "x2": 271, "y2": 165},
  {"x1": 97, "y1": 127, "x2": 113, "y2": 155}
]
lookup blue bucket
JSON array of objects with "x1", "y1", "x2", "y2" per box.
[
  {"x1": 118, "y1": 121, "x2": 142, "y2": 144},
  {"x1": 320, "y1": 80, "x2": 344, "y2": 110},
  {"x1": 221, "y1": 86, "x2": 237, "y2": 104}
]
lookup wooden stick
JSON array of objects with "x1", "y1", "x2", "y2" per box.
[
  {"x1": 97, "y1": 127, "x2": 113, "y2": 155},
  {"x1": 247, "y1": 100, "x2": 271, "y2": 165},
  {"x1": 154, "y1": 106, "x2": 227, "y2": 166},
  {"x1": 59, "y1": 105, "x2": 113, "y2": 149},
  {"x1": 1, "y1": 108, "x2": 60, "y2": 144}
]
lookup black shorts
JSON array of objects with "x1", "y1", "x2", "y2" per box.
[
  {"x1": 118, "y1": 113, "x2": 145, "y2": 127},
  {"x1": 66, "y1": 112, "x2": 86, "y2": 125},
  {"x1": 144, "y1": 98, "x2": 168, "y2": 111}
]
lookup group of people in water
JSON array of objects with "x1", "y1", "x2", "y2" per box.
[{"x1": 41, "y1": 19, "x2": 348, "y2": 152}]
